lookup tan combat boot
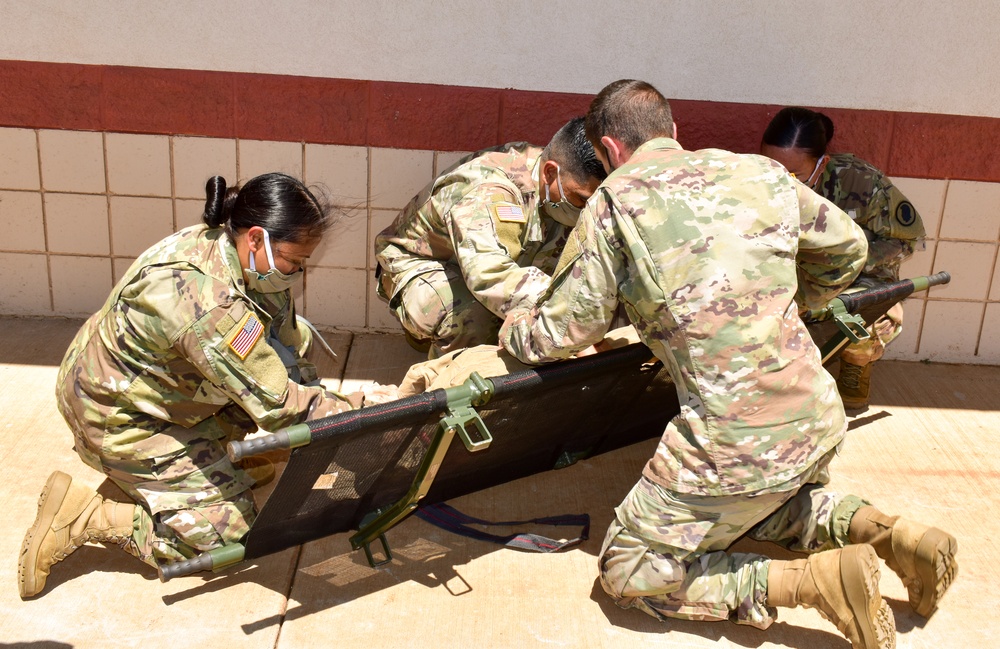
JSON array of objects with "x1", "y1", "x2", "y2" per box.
[
  {"x1": 767, "y1": 544, "x2": 895, "y2": 649},
  {"x1": 838, "y1": 360, "x2": 874, "y2": 410},
  {"x1": 403, "y1": 329, "x2": 432, "y2": 355},
  {"x1": 19, "y1": 471, "x2": 136, "y2": 598},
  {"x1": 239, "y1": 456, "x2": 276, "y2": 487},
  {"x1": 849, "y1": 505, "x2": 958, "y2": 617}
]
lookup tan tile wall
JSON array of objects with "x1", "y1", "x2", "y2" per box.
[
  {"x1": 1, "y1": 125, "x2": 998, "y2": 365},
  {"x1": 890, "y1": 178, "x2": 1000, "y2": 364}
]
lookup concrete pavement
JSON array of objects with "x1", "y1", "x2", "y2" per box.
[{"x1": 1, "y1": 316, "x2": 995, "y2": 648}]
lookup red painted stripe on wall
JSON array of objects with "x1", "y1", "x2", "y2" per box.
[{"x1": 2, "y1": 59, "x2": 998, "y2": 182}]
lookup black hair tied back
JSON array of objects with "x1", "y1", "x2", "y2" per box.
[{"x1": 202, "y1": 176, "x2": 238, "y2": 229}]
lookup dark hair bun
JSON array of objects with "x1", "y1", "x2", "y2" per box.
[
  {"x1": 203, "y1": 176, "x2": 229, "y2": 228},
  {"x1": 817, "y1": 112, "x2": 835, "y2": 144}
]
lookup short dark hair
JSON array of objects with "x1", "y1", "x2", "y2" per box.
[
  {"x1": 761, "y1": 107, "x2": 834, "y2": 158},
  {"x1": 585, "y1": 79, "x2": 673, "y2": 152},
  {"x1": 202, "y1": 173, "x2": 332, "y2": 243},
  {"x1": 545, "y1": 117, "x2": 607, "y2": 183}
]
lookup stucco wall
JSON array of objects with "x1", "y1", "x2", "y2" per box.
[
  {"x1": 1, "y1": 2, "x2": 999, "y2": 365},
  {"x1": 2, "y1": 1, "x2": 998, "y2": 118}
]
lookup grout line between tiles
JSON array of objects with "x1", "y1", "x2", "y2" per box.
[
  {"x1": 169, "y1": 136, "x2": 178, "y2": 234},
  {"x1": 975, "y1": 239, "x2": 999, "y2": 356},
  {"x1": 36, "y1": 129, "x2": 55, "y2": 313},
  {"x1": 103, "y1": 131, "x2": 115, "y2": 265},
  {"x1": 365, "y1": 146, "x2": 373, "y2": 329},
  {"x1": 916, "y1": 181, "x2": 951, "y2": 355}
]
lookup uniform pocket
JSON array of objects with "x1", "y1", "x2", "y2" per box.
[{"x1": 616, "y1": 477, "x2": 719, "y2": 559}]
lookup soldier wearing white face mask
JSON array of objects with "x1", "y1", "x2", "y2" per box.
[
  {"x1": 761, "y1": 107, "x2": 927, "y2": 410},
  {"x1": 374, "y1": 117, "x2": 606, "y2": 358},
  {"x1": 18, "y1": 173, "x2": 392, "y2": 599}
]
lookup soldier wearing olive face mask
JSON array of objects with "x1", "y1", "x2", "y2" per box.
[
  {"x1": 375, "y1": 116, "x2": 607, "y2": 359},
  {"x1": 244, "y1": 227, "x2": 304, "y2": 293},
  {"x1": 540, "y1": 162, "x2": 584, "y2": 226}
]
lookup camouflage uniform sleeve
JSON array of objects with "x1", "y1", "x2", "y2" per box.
[
  {"x1": 859, "y1": 183, "x2": 925, "y2": 275},
  {"x1": 178, "y1": 299, "x2": 353, "y2": 432},
  {"x1": 500, "y1": 196, "x2": 620, "y2": 364},
  {"x1": 795, "y1": 181, "x2": 869, "y2": 309},
  {"x1": 448, "y1": 185, "x2": 551, "y2": 316},
  {"x1": 866, "y1": 235, "x2": 912, "y2": 275}
]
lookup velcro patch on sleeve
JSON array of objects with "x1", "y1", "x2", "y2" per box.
[
  {"x1": 216, "y1": 301, "x2": 247, "y2": 335},
  {"x1": 227, "y1": 311, "x2": 264, "y2": 360},
  {"x1": 552, "y1": 221, "x2": 586, "y2": 277},
  {"x1": 491, "y1": 202, "x2": 526, "y2": 223}
]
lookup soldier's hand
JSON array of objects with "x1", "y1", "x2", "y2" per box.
[
  {"x1": 359, "y1": 382, "x2": 400, "y2": 406},
  {"x1": 575, "y1": 339, "x2": 613, "y2": 357}
]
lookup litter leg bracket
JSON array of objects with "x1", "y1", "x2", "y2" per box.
[{"x1": 350, "y1": 372, "x2": 495, "y2": 566}]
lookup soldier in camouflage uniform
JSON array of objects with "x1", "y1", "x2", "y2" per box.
[
  {"x1": 500, "y1": 81, "x2": 956, "y2": 648},
  {"x1": 19, "y1": 173, "x2": 371, "y2": 598},
  {"x1": 375, "y1": 117, "x2": 605, "y2": 358},
  {"x1": 762, "y1": 107, "x2": 927, "y2": 409}
]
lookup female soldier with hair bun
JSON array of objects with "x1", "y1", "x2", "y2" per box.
[
  {"x1": 19, "y1": 172, "x2": 378, "y2": 598},
  {"x1": 761, "y1": 107, "x2": 927, "y2": 410}
]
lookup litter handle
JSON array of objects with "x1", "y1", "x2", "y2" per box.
[
  {"x1": 158, "y1": 543, "x2": 245, "y2": 581},
  {"x1": 227, "y1": 423, "x2": 312, "y2": 462},
  {"x1": 837, "y1": 271, "x2": 950, "y2": 314}
]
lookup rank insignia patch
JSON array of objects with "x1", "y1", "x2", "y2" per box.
[
  {"x1": 228, "y1": 312, "x2": 264, "y2": 359},
  {"x1": 491, "y1": 202, "x2": 526, "y2": 223}
]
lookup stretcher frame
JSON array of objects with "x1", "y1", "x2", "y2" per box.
[{"x1": 158, "y1": 272, "x2": 950, "y2": 581}]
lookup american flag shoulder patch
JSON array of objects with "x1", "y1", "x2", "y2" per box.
[
  {"x1": 228, "y1": 311, "x2": 264, "y2": 360},
  {"x1": 491, "y1": 202, "x2": 526, "y2": 223}
]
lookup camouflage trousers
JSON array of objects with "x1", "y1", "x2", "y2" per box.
[
  {"x1": 61, "y1": 329, "x2": 323, "y2": 568},
  {"x1": 69, "y1": 416, "x2": 257, "y2": 568},
  {"x1": 599, "y1": 450, "x2": 869, "y2": 629},
  {"x1": 391, "y1": 265, "x2": 502, "y2": 359},
  {"x1": 126, "y1": 432, "x2": 257, "y2": 567},
  {"x1": 840, "y1": 301, "x2": 904, "y2": 366}
]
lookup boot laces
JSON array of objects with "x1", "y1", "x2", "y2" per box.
[
  {"x1": 85, "y1": 530, "x2": 131, "y2": 548},
  {"x1": 840, "y1": 363, "x2": 864, "y2": 389}
]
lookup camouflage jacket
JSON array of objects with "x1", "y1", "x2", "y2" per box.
[
  {"x1": 374, "y1": 142, "x2": 571, "y2": 317},
  {"x1": 501, "y1": 138, "x2": 868, "y2": 496},
  {"x1": 57, "y1": 225, "x2": 353, "y2": 474},
  {"x1": 816, "y1": 153, "x2": 925, "y2": 282}
]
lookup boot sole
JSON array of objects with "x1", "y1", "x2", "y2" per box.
[
  {"x1": 910, "y1": 528, "x2": 958, "y2": 617},
  {"x1": 18, "y1": 471, "x2": 72, "y2": 599},
  {"x1": 841, "y1": 544, "x2": 895, "y2": 649}
]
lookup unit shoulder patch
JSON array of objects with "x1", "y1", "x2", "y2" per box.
[
  {"x1": 490, "y1": 202, "x2": 526, "y2": 224},
  {"x1": 227, "y1": 311, "x2": 264, "y2": 359},
  {"x1": 894, "y1": 200, "x2": 916, "y2": 226}
]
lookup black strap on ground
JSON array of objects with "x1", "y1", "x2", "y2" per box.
[{"x1": 415, "y1": 502, "x2": 590, "y2": 552}]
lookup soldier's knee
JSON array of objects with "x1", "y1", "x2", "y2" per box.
[
  {"x1": 599, "y1": 519, "x2": 686, "y2": 600},
  {"x1": 394, "y1": 275, "x2": 451, "y2": 342},
  {"x1": 155, "y1": 493, "x2": 256, "y2": 558}
]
